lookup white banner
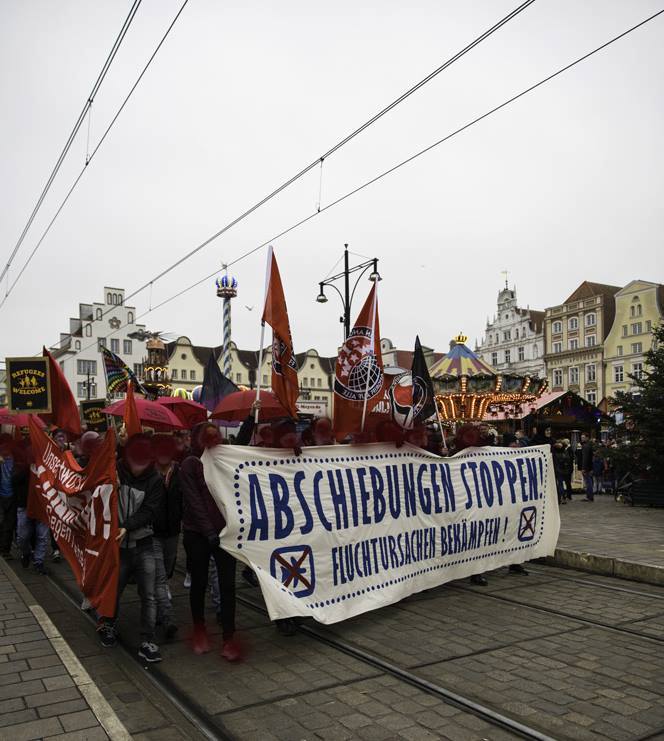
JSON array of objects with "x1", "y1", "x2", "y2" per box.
[{"x1": 203, "y1": 443, "x2": 559, "y2": 624}]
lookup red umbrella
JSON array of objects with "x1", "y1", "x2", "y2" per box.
[
  {"x1": 157, "y1": 397, "x2": 208, "y2": 427},
  {"x1": 102, "y1": 398, "x2": 185, "y2": 431},
  {"x1": 0, "y1": 408, "x2": 46, "y2": 428},
  {"x1": 211, "y1": 390, "x2": 289, "y2": 422}
]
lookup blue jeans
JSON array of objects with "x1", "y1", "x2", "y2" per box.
[
  {"x1": 16, "y1": 508, "x2": 49, "y2": 565},
  {"x1": 108, "y1": 539, "x2": 157, "y2": 642},
  {"x1": 583, "y1": 472, "x2": 594, "y2": 500},
  {"x1": 153, "y1": 535, "x2": 178, "y2": 626}
]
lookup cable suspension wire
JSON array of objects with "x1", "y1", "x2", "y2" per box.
[
  {"x1": 0, "y1": 0, "x2": 190, "y2": 310},
  {"x1": 59, "y1": 5, "x2": 664, "y2": 364},
  {"x1": 0, "y1": 0, "x2": 142, "y2": 287},
  {"x1": 13, "y1": 1, "x2": 535, "y2": 329}
]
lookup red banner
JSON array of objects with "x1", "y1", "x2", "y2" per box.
[{"x1": 27, "y1": 417, "x2": 120, "y2": 617}]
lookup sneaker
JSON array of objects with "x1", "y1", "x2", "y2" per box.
[
  {"x1": 97, "y1": 623, "x2": 117, "y2": 648},
  {"x1": 508, "y1": 564, "x2": 529, "y2": 576},
  {"x1": 183, "y1": 572, "x2": 191, "y2": 589},
  {"x1": 51, "y1": 549, "x2": 61, "y2": 563},
  {"x1": 33, "y1": 562, "x2": 49, "y2": 576},
  {"x1": 165, "y1": 624, "x2": 178, "y2": 641},
  {"x1": 138, "y1": 642, "x2": 162, "y2": 663},
  {"x1": 275, "y1": 618, "x2": 297, "y2": 637},
  {"x1": 470, "y1": 574, "x2": 488, "y2": 586},
  {"x1": 192, "y1": 625, "x2": 211, "y2": 655},
  {"x1": 221, "y1": 638, "x2": 242, "y2": 662},
  {"x1": 21, "y1": 553, "x2": 31, "y2": 568}
]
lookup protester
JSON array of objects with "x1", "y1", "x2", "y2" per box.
[
  {"x1": 181, "y1": 422, "x2": 240, "y2": 660},
  {"x1": 49, "y1": 428, "x2": 70, "y2": 564},
  {"x1": 0, "y1": 435, "x2": 17, "y2": 559},
  {"x1": 552, "y1": 441, "x2": 570, "y2": 505},
  {"x1": 580, "y1": 433, "x2": 595, "y2": 502},
  {"x1": 98, "y1": 434, "x2": 163, "y2": 663},
  {"x1": 152, "y1": 435, "x2": 182, "y2": 641}
]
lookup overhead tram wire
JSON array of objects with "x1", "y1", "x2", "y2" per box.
[
  {"x1": 57, "y1": 5, "x2": 664, "y2": 365},
  {"x1": 0, "y1": 0, "x2": 191, "y2": 310},
  {"x1": 0, "y1": 0, "x2": 142, "y2": 287},
  {"x1": 21, "y1": 1, "x2": 536, "y2": 333}
]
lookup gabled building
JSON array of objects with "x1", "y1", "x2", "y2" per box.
[
  {"x1": 604, "y1": 279, "x2": 664, "y2": 400},
  {"x1": 475, "y1": 284, "x2": 545, "y2": 378},
  {"x1": 51, "y1": 287, "x2": 146, "y2": 400},
  {"x1": 543, "y1": 281, "x2": 621, "y2": 407}
]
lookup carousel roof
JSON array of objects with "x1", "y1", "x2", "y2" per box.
[{"x1": 430, "y1": 334, "x2": 496, "y2": 378}]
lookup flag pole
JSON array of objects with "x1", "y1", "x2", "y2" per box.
[
  {"x1": 255, "y1": 246, "x2": 273, "y2": 424},
  {"x1": 360, "y1": 285, "x2": 378, "y2": 432}
]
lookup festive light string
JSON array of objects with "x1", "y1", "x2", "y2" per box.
[
  {"x1": 0, "y1": 0, "x2": 143, "y2": 288},
  {"x1": 40, "y1": 6, "x2": 664, "y2": 366},
  {"x1": 21, "y1": 1, "x2": 537, "y2": 339},
  {"x1": 0, "y1": 0, "x2": 191, "y2": 311}
]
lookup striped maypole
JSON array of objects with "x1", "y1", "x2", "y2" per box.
[{"x1": 216, "y1": 269, "x2": 238, "y2": 378}]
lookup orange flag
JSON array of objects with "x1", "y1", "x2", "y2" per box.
[
  {"x1": 123, "y1": 381, "x2": 142, "y2": 438},
  {"x1": 42, "y1": 347, "x2": 82, "y2": 436},
  {"x1": 333, "y1": 283, "x2": 383, "y2": 441},
  {"x1": 261, "y1": 247, "x2": 299, "y2": 418}
]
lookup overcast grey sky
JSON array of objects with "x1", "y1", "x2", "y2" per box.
[{"x1": 1, "y1": 0, "x2": 662, "y2": 361}]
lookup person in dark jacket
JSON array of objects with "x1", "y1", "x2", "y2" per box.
[
  {"x1": 580, "y1": 434, "x2": 595, "y2": 501},
  {"x1": 98, "y1": 434, "x2": 164, "y2": 663},
  {"x1": 552, "y1": 442, "x2": 570, "y2": 505},
  {"x1": 181, "y1": 422, "x2": 239, "y2": 661},
  {"x1": 152, "y1": 435, "x2": 182, "y2": 640}
]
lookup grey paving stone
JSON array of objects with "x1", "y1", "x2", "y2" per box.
[
  {"x1": 60, "y1": 709, "x2": 100, "y2": 732},
  {"x1": 0, "y1": 708, "x2": 38, "y2": 728},
  {"x1": 0, "y1": 678, "x2": 44, "y2": 701},
  {"x1": 37, "y1": 698, "x2": 89, "y2": 719},
  {"x1": 2, "y1": 715, "x2": 63, "y2": 740},
  {"x1": 25, "y1": 686, "x2": 81, "y2": 708},
  {"x1": 19, "y1": 664, "x2": 68, "y2": 682}
]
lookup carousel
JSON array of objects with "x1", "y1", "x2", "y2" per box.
[{"x1": 429, "y1": 334, "x2": 547, "y2": 424}]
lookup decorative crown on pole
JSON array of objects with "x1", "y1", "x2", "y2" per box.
[{"x1": 216, "y1": 274, "x2": 238, "y2": 298}]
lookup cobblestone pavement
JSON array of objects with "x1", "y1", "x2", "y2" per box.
[{"x1": 557, "y1": 495, "x2": 664, "y2": 568}]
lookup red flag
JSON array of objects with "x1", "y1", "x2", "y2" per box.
[
  {"x1": 333, "y1": 283, "x2": 383, "y2": 441},
  {"x1": 123, "y1": 381, "x2": 142, "y2": 437},
  {"x1": 42, "y1": 347, "x2": 82, "y2": 436},
  {"x1": 261, "y1": 247, "x2": 299, "y2": 418},
  {"x1": 27, "y1": 416, "x2": 120, "y2": 617}
]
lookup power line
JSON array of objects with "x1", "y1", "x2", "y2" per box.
[
  {"x1": 18, "y1": 0, "x2": 536, "y2": 333},
  {"x1": 0, "y1": 0, "x2": 190, "y2": 309},
  {"x1": 0, "y1": 0, "x2": 142, "y2": 287},
  {"x1": 59, "y1": 6, "x2": 664, "y2": 365}
]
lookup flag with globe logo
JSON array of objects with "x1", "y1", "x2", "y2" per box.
[{"x1": 333, "y1": 283, "x2": 383, "y2": 440}]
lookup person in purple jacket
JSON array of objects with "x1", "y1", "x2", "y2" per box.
[{"x1": 180, "y1": 422, "x2": 239, "y2": 661}]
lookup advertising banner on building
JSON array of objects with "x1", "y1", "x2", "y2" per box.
[
  {"x1": 6, "y1": 356, "x2": 51, "y2": 413},
  {"x1": 203, "y1": 442, "x2": 559, "y2": 624},
  {"x1": 80, "y1": 398, "x2": 109, "y2": 432},
  {"x1": 27, "y1": 417, "x2": 119, "y2": 617}
]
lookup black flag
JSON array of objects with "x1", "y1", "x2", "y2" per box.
[
  {"x1": 411, "y1": 336, "x2": 436, "y2": 423},
  {"x1": 200, "y1": 353, "x2": 238, "y2": 412}
]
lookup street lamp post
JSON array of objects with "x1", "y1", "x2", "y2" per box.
[{"x1": 316, "y1": 243, "x2": 381, "y2": 341}]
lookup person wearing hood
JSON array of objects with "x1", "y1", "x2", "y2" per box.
[
  {"x1": 98, "y1": 434, "x2": 164, "y2": 663},
  {"x1": 181, "y1": 422, "x2": 240, "y2": 661}
]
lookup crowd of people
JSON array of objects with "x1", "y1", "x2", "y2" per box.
[{"x1": 0, "y1": 410, "x2": 612, "y2": 666}]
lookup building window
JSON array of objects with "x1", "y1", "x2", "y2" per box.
[
  {"x1": 236, "y1": 373, "x2": 242, "y2": 383},
  {"x1": 491, "y1": 352, "x2": 498, "y2": 366},
  {"x1": 553, "y1": 369, "x2": 563, "y2": 387},
  {"x1": 107, "y1": 293, "x2": 112, "y2": 305},
  {"x1": 614, "y1": 365, "x2": 624, "y2": 383},
  {"x1": 553, "y1": 342, "x2": 562, "y2": 354},
  {"x1": 117, "y1": 294, "x2": 123, "y2": 306},
  {"x1": 77, "y1": 382, "x2": 97, "y2": 399},
  {"x1": 75, "y1": 340, "x2": 81, "y2": 350},
  {"x1": 585, "y1": 335, "x2": 596, "y2": 347},
  {"x1": 632, "y1": 362, "x2": 643, "y2": 380},
  {"x1": 617, "y1": 345, "x2": 623, "y2": 356},
  {"x1": 76, "y1": 360, "x2": 97, "y2": 375},
  {"x1": 262, "y1": 374, "x2": 268, "y2": 385},
  {"x1": 190, "y1": 370, "x2": 196, "y2": 380},
  {"x1": 646, "y1": 320, "x2": 652, "y2": 333},
  {"x1": 568, "y1": 317, "x2": 578, "y2": 330},
  {"x1": 569, "y1": 339, "x2": 578, "y2": 350},
  {"x1": 505, "y1": 350, "x2": 511, "y2": 364},
  {"x1": 533, "y1": 345, "x2": 539, "y2": 359},
  {"x1": 552, "y1": 321, "x2": 562, "y2": 334},
  {"x1": 96, "y1": 308, "x2": 102, "y2": 320},
  {"x1": 85, "y1": 324, "x2": 92, "y2": 337},
  {"x1": 128, "y1": 312, "x2": 134, "y2": 324},
  {"x1": 503, "y1": 330, "x2": 511, "y2": 341},
  {"x1": 133, "y1": 363, "x2": 143, "y2": 376},
  {"x1": 585, "y1": 313, "x2": 596, "y2": 327},
  {"x1": 631, "y1": 342, "x2": 642, "y2": 354},
  {"x1": 586, "y1": 364, "x2": 596, "y2": 382},
  {"x1": 98, "y1": 338, "x2": 106, "y2": 350},
  {"x1": 631, "y1": 322, "x2": 642, "y2": 335},
  {"x1": 586, "y1": 390, "x2": 597, "y2": 405},
  {"x1": 622, "y1": 325, "x2": 628, "y2": 337},
  {"x1": 569, "y1": 367, "x2": 579, "y2": 384},
  {"x1": 123, "y1": 340, "x2": 132, "y2": 354},
  {"x1": 171, "y1": 369, "x2": 178, "y2": 380},
  {"x1": 518, "y1": 346, "x2": 524, "y2": 361},
  {"x1": 317, "y1": 378, "x2": 322, "y2": 387},
  {"x1": 110, "y1": 338, "x2": 120, "y2": 353},
  {"x1": 302, "y1": 378, "x2": 308, "y2": 387},
  {"x1": 515, "y1": 328, "x2": 519, "y2": 339}
]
